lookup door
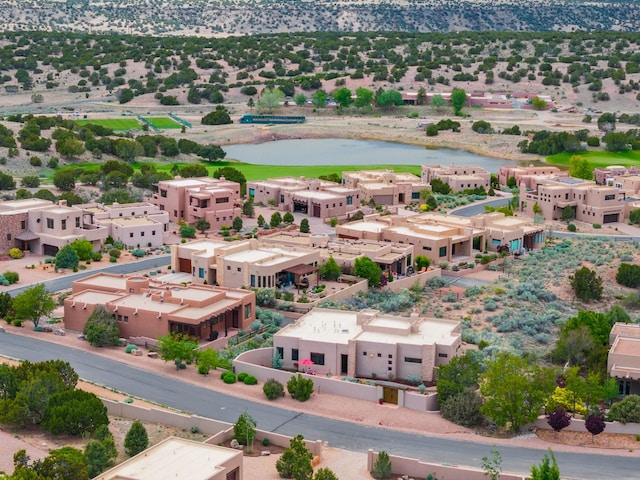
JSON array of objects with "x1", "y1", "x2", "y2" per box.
[
  {"x1": 603, "y1": 213, "x2": 619, "y2": 223},
  {"x1": 340, "y1": 354, "x2": 348, "y2": 375},
  {"x1": 43, "y1": 244, "x2": 59, "y2": 256},
  {"x1": 313, "y1": 204, "x2": 321, "y2": 217},
  {"x1": 382, "y1": 386, "x2": 398, "y2": 405},
  {"x1": 179, "y1": 257, "x2": 191, "y2": 273}
]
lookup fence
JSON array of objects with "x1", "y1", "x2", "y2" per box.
[{"x1": 169, "y1": 113, "x2": 192, "y2": 128}]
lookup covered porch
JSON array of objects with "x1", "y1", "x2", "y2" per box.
[
  {"x1": 169, "y1": 303, "x2": 242, "y2": 341},
  {"x1": 279, "y1": 263, "x2": 319, "y2": 291}
]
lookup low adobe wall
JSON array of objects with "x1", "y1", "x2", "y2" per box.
[
  {"x1": 276, "y1": 277, "x2": 369, "y2": 314},
  {"x1": 102, "y1": 398, "x2": 322, "y2": 456},
  {"x1": 367, "y1": 450, "x2": 526, "y2": 480},
  {"x1": 383, "y1": 268, "x2": 441, "y2": 292},
  {"x1": 234, "y1": 348, "x2": 439, "y2": 411},
  {"x1": 535, "y1": 415, "x2": 640, "y2": 435}
]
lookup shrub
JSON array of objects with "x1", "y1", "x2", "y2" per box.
[
  {"x1": 125, "y1": 344, "x2": 139, "y2": 354},
  {"x1": 243, "y1": 375, "x2": 258, "y2": 385},
  {"x1": 287, "y1": 374, "x2": 314, "y2": 402},
  {"x1": 92, "y1": 252, "x2": 102, "y2": 261},
  {"x1": 262, "y1": 437, "x2": 270, "y2": 446},
  {"x1": 593, "y1": 223, "x2": 601, "y2": 229},
  {"x1": 607, "y1": 395, "x2": 640, "y2": 423},
  {"x1": 372, "y1": 451, "x2": 392, "y2": 479},
  {"x1": 108, "y1": 248, "x2": 121, "y2": 258},
  {"x1": 440, "y1": 389, "x2": 485, "y2": 427},
  {"x1": 42, "y1": 389, "x2": 108, "y2": 436},
  {"x1": 222, "y1": 372, "x2": 237, "y2": 384},
  {"x1": 567, "y1": 223, "x2": 576, "y2": 232},
  {"x1": 3, "y1": 271, "x2": 18, "y2": 284},
  {"x1": 109, "y1": 256, "x2": 117, "y2": 263},
  {"x1": 131, "y1": 249, "x2": 146, "y2": 258},
  {"x1": 256, "y1": 289, "x2": 276, "y2": 307},
  {"x1": 237, "y1": 372, "x2": 248, "y2": 382},
  {"x1": 124, "y1": 421, "x2": 148, "y2": 457},
  {"x1": 616, "y1": 263, "x2": 640, "y2": 288},
  {"x1": 8, "y1": 248, "x2": 22, "y2": 259},
  {"x1": 263, "y1": 378, "x2": 285, "y2": 400}
]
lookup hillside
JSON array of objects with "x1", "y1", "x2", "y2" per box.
[{"x1": 1, "y1": 0, "x2": 640, "y2": 36}]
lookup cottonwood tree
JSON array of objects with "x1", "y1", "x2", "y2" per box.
[
  {"x1": 257, "y1": 88, "x2": 284, "y2": 113},
  {"x1": 12, "y1": 283, "x2": 56, "y2": 328},
  {"x1": 480, "y1": 352, "x2": 554, "y2": 432},
  {"x1": 354, "y1": 256, "x2": 382, "y2": 288},
  {"x1": 450, "y1": 88, "x2": 467, "y2": 115}
]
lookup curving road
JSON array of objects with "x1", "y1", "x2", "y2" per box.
[{"x1": 0, "y1": 333, "x2": 637, "y2": 479}]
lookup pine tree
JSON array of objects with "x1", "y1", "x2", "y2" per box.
[{"x1": 124, "y1": 420, "x2": 148, "y2": 457}]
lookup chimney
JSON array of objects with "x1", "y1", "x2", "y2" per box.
[{"x1": 59, "y1": 199, "x2": 68, "y2": 207}]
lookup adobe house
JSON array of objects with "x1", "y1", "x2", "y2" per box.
[
  {"x1": 608, "y1": 322, "x2": 640, "y2": 397},
  {"x1": 63, "y1": 273, "x2": 255, "y2": 340}
]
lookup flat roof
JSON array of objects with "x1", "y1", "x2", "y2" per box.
[
  {"x1": 69, "y1": 291, "x2": 123, "y2": 305},
  {"x1": 180, "y1": 239, "x2": 228, "y2": 256},
  {"x1": 111, "y1": 294, "x2": 183, "y2": 313},
  {"x1": 76, "y1": 274, "x2": 127, "y2": 291},
  {"x1": 110, "y1": 217, "x2": 156, "y2": 226},
  {"x1": 170, "y1": 287, "x2": 215, "y2": 303},
  {"x1": 292, "y1": 191, "x2": 341, "y2": 200},
  {"x1": 0, "y1": 198, "x2": 53, "y2": 212},
  {"x1": 612, "y1": 337, "x2": 640, "y2": 356},
  {"x1": 95, "y1": 437, "x2": 239, "y2": 480},
  {"x1": 177, "y1": 298, "x2": 240, "y2": 322},
  {"x1": 341, "y1": 221, "x2": 385, "y2": 233}
]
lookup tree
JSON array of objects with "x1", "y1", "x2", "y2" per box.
[
  {"x1": 232, "y1": 216, "x2": 243, "y2": 231},
  {"x1": 198, "y1": 144, "x2": 227, "y2": 161},
  {"x1": 42, "y1": 389, "x2": 108, "y2": 435},
  {"x1": 436, "y1": 351, "x2": 482, "y2": 404},
  {"x1": 371, "y1": 451, "x2": 392, "y2": 480},
  {"x1": 21, "y1": 175, "x2": 40, "y2": 188},
  {"x1": 414, "y1": 256, "x2": 430, "y2": 270},
  {"x1": 180, "y1": 225, "x2": 196, "y2": 238},
  {"x1": 12, "y1": 284, "x2": 56, "y2": 328},
  {"x1": 59, "y1": 192, "x2": 84, "y2": 206},
  {"x1": 450, "y1": 88, "x2": 467, "y2": 115},
  {"x1": 569, "y1": 155, "x2": 593, "y2": 180},
  {"x1": 35, "y1": 447, "x2": 89, "y2": 480},
  {"x1": 629, "y1": 209, "x2": 640, "y2": 224},
  {"x1": 597, "y1": 112, "x2": 616, "y2": 132},
  {"x1": 319, "y1": 256, "x2": 341, "y2": 281},
  {"x1": 552, "y1": 324, "x2": 595, "y2": 366},
  {"x1": 430, "y1": 178, "x2": 451, "y2": 194},
  {"x1": 354, "y1": 256, "x2": 382, "y2": 288},
  {"x1": 212, "y1": 166, "x2": 246, "y2": 195},
  {"x1": 287, "y1": 374, "x2": 314, "y2": 402},
  {"x1": 333, "y1": 87, "x2": 353, "y2": 109},
  {"x1": 313, "y1": 468, "x2": 338, "y2": 480},
  {"x1": 416, "y1": 87, "x2": 427, "y2": 106},
  {"x1": 118, "y1": 88, "x2": 134, "y2": 104},
  {"x1": 531, "y1": 97, "x2": 548, "y2": 110},
  {"x1": 294, "y1": 93, "x2": 307, "y2": 106},
  {"x1": 560, "y1": 206, "x2": 575, "y2": 222},
  {"x1": 55, "y1": 137, "x2": 86, "y2": 159},
  {"x1": 569, "y1": 267, "x2": 603, "y2": 302},
  {"x1": 195, "y1": 218, "x2": 211, "y2": 234},
  {"x1": 157, "y1": 332, "x2": 198, "y2": 368},
  {"x1": 530, "y1": 450, "x2": 560, "y2": 480},
  {"x1": 299, "y1": 218, "x2": 310, "y2": 233},
  {"x1": 480, "y1": 352, "x2": 554, "y2": 432},
  {"x1": 179, "y1": 164, "x2": 208, "y2": 178},
  {"x1": 430, "y1": 94, "x2": 446, "y2": 113},
  {"x1": 312, "y1": 89, "x2": 328, "y2": 109},
  {"x1": 547, "y1": 407, "x2": 571, "y2": 433},
  {"x1": 54, "y1": 244, "x2": 79, "y2": 270},
  {"x1": 124, "y1": 420, "x2": 148, "y2": 457},
  {"x1": 257, "y1": 88, "x2": 284, "y2": 113},
  {"x1": 196, "y1": 348, "x2": 219, "y2": 375},
  {"x1": 243, "y1": 199, "x2": 255, "y2": 218},
  {"x1": 354, "y1": 87, "x2": 374, "y2": 109},
  {"x1": 257, "y1": 215, "x2": 266, "y2": 228},
  {"x1": 276, "y1": 434, "x2": 313, "y2": 480},
  {"x1": 376, "y1": 89, "x2": 403, "y2": 108},
  {"x1": 202, "y1": 105, "x2": 233, "y2": 125},
  {"x1": 83, "y1": 306, "x2": 120, "y2": 347},
  {"x1": 533, "y1": 201, "x2": 542, "y2": 215},
  {"x1": 270, "y1": 212, "x2": 282, "y2": 228},
  {"x1": 283, "y1": 211, "x2": 295, "y2": 225},
  {"x1": 616, "y1": 263, "x2": 640, "y2": 287},
  {"x1": 472, "y1": 120, "x2": 492, "y2": 133},
  {"x1": 233, "y1": 411, "x2": 257, "y2": 447},
  {"x1": 481, "y1": 449, "x2": 502, "y2": 480},
  {"x1": 84, "y1": 426, "x2": 117, "y2": 478},
  {"x1": 53, "y1": 169, "x2": 76, "y2": 191}
]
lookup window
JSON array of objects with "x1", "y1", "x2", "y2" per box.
[
  {"x1": 404, "y1": 357, "x2": 422, "y2": 363},
  {"x1": 130, "y1": 233, "x2": 134, "y2": 238},
  {"x1": 292, "y1": 349, "x2": 299, "y2": 361},
  {"x1": 159, "y1": 205, "x2": 164, "y2": 211},
  {"x1": 280, "y1": 195, "x2": 284, "y2": 203},
  {"x1": 6, "y1": 233, "x2": 11, "y2": 241},
  {"x1": 422, "y1": 246, "x2": 432, "y2": 251},
  {"x1": 227, "y1": 266, "x2": 231, "y2": 270},
  {"x1": 377, "y1": 353, "x2": 382, "y2": 358},
  {"x1": 346, "y1": 196, "x2": 353, "y2": 205},
  {"x1": 250, "y1": 275, "x2": 255, "y2": 287},
  {"x1": 412, "y1": 192, "x2": 420, "y2": 199},
  {"x1": 438, "y1": 353, "x2": 448, "y2": 358},
  {"x1": 362, "y1": 351, "x2": 367, "y2": 356},
  {"x1": 75, "y1": 217, "x2": 80, "y2": 228},
  {"x1": 173, "y1": 210, "x2": 177, "y2": 217},
  {"x1": 310, "y1": 352, "x2": 325, "y2": 365},
  {"x1": 388, "y1": 354, "x2": 393, "y2": 359},
  {"x1": 439, "y1": 246, "x2": 447, "y2": 257},
  {"x1": 123, "y1": 316, "x2": 129, "y2": 323},
  {"x1": 216, "y1": 197, "x2": 229, "y2": 203},
  {"x1": 605, "y1": 194, "x2": 615, "y2": 200},
  {"x1": 20, "y1": 220, "x2": 26, "y2": 229},
  {"x1": 276, "y1": 347, "x2": 284, "y2": 359},
  {"x1": 152, "y1": 230, "x2": 156, "y2": 235},
  {"x1": 141, "y1": 232, "x2": 145, "y2": 237},
  {"x1": 46, "y1": 218, "x2": 54, "y2": 229},
  {"x1": 244, "y1": 304, "x2": 251, "y2": 319},
  {"x1": 160, "y1": 190, "x2": 167, "y2": 198},
  {"x1": 237, "y1": 267, "x2": 241, "y2": 272}
]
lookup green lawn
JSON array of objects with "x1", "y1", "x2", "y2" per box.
[
  {"x1": 143, "y1": 117, "x2": 182, "y2": 129},
  {"x1": 75, "y1": 118, "x2": 142, "y2": 131},
  {"x1": 547, "y1": 150, "x2": 640, "y2": 169}
]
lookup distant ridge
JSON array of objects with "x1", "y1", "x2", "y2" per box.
[{"x1": 1, "y1": 0, "x2": 640, "y2": 35}]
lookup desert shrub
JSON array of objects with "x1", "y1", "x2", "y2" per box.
[
  {"x1": 262, "y1": 437, "x2": 270, "y2": 446},
  {"x1": 567, "y1": 223, "x2": 577, "y2": 232},
  {"x1": 607, "y1": 395, "x2": 640, "y2": 423},
  {"x1": 131, "y1": 249, "x2": 146, "y2": 258},
  {"x1": 222, "y1": 372, "x2": 237, "y2": 384},
  {"x1": 483, "y1": 299, "x2": 498, "y2": 311},
  {"x1": 440, "y1": 389, "x2": 485, "y2": 427},
  {"x1": 593, "y1": 223, "x2": 601, "y2": 229},
  {"x1": 263, "y1": 378, "x2": 285, "y2": 400},
  {"x1": 108, "y1": 248, "x2": 121, "y2": 258},
  {"x1": 8, "y1": 248, "x2": 22, "y2": 259},
  {"x1": 0, "y1": 276, "x2": 9, "y2": 286},
  {"x1": 92, "y1": 252, "x2": 102, "y2": 261},
  {"x1": 237, "y1": 372, "x2": 248, "y2": 382},
  {"x1": 125, "y1": 344, "x2": 139, "y2": 354},
  {"x1": 287, "y1": 373, "x2": 314, "y2": 402},
  {"x1": 616, "y1": 263, "x2": 640, "y2": 288},
  {"x1": 3, "y1": 271, "x2": 18, "y2": 284},
  {"x1": 243, "y1": 375, "x2": 258, "y2": 385},
  {"x1": 256, "y1": 289, "x2": 276, "y2": 307}
]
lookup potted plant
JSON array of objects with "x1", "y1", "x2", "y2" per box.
[{"x1": 378, "y1": 398, "x2": 384, "y2": 405}]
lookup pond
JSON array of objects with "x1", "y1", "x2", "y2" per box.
[{"x1": 223, "y1": 138, "x2": 526, "y2": 172}]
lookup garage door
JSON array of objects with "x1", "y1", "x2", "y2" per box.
[
  {"x1": 43, "y1": 244, "x2": 59, "y2": 256},
  {"x1": 603, "y1": 213, "x2": 619, "y2": 224},
  {"x1": 179, "y1": 257, "x2": 191, "y2": 273}
]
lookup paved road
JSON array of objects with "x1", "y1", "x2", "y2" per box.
[
  {"x1": 0, "y1": 334, "x2": 637, "y2": 479},
  {"x1": 452, "y1": 198, "x2": 511, "y2": 217},
  {"x1": 6, "y1": 255, "x2": 171, "y2": 297}
]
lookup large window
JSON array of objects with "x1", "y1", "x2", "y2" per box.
[
  {"x1": 216, "y1": 197, "x2": 229, "y2": 204},
  {"x1": 46, "y1": 218, "x2": 54, "y2": 229},
  {"x1": 61, "y1": 219, "x2": 66, "y2": 230},
  {"x1": 605, "y1": 194, "x2": 615, "y2": 201},
  {"x1": 276, "y1": 347, "x2": 284, "y2": 360},
  {"x1": 292, "y1": 349, "x2": 299, "y2": 361},
  {"x1": 310, "y1": 352, "x2": 325, "y2": 366},
  {"x1": 404, "y1": 357, "x2": 422, "y2": 364},
  {"x1": 439, "y1": 246, "x2": 447, "y2": 257}
]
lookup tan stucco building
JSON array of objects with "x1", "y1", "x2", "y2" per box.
[
  {"x1": 151, "y1": 177, "x2": 241, "y2": 229},
  {"x1": 95, "y1": 437, "x2": 242, "y2": 480},
  {"x1": 341, "y1": 170, "x2": 426, "y2": 205},
  {"x1": 497, "y1": 165, "x2": 567, "y2": 188},
  {"x1": 608, "y1": 322, "x2": 640, "y2": 397},
  {"x1": 171, "y1": 238, "x2": 320, "y2": 289},
  {"x1": 63, "y1": 272, "x2": 255, "y2": 340},
  {"x1": 274, "y1": 308, "x2": 461, "y2": 381},
  {"x1": 421, "y1": 164, "x2": 491, "y2": 191},
  {"x1": 519, "y1": 176, "x2": 626, "y2": 224}
]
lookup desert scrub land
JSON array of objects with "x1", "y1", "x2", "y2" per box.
[
  {"x1": 321, "y1": 237, "x2": 640, "y2": 358},
  {"x1": 0, "y1": 0, "x2": 640, "y2": 35}
]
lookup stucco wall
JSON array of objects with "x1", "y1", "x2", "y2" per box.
[
  {"x1": 383, "y1": 268, "x2": 441, "y2": 292},
  {"x1": 534, "y1": 415, "x2": 640, "y2": 435}
]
